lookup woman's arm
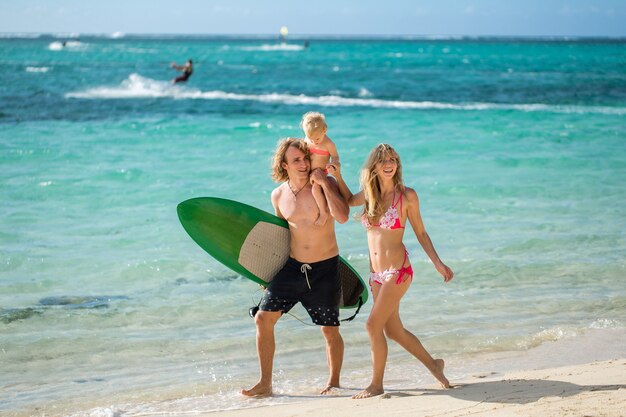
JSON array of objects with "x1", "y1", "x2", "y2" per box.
[
  {"x1": 405, "y1": 188, "x2": 454, "y2": 282},
  {"x1": 330, "y1": 163, "x2": 365, "y2": 207}
]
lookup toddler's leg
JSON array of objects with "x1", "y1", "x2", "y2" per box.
[{"x1": 312, "y1": 183, "x2": 329, "y2": 226}]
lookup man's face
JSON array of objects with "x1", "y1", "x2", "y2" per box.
[{"x1": 282, "y1": 146, "x2": 310, "y2": 180}]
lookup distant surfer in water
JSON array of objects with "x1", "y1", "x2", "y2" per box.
[
  {"x1": 241, "y1": 138, "x2": 349, "y2": 397},
  {"x1": 171, "y1": 59, "x2": 193, "y2": 84}
]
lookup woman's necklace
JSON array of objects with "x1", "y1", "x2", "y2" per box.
[{"x1": 288, "y1": 180, "x2": 308, "y2": 199}]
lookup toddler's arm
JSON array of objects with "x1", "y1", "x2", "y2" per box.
[{"x1": 325, "y1": 136, "x2": 340, "y2": 170}]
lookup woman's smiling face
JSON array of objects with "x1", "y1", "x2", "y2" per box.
[{"x1": 375, "y1": 156, "x2": 398, "y2": 180}]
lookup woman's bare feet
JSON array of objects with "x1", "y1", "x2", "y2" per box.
[
  {"x1": 432, "y1": 358, "x2": 450, "y2": 388},
  {"x1": 241, "y1": 382, "x2": 272, "y2": 397},
  {"x1": 352, "y1": 384, "x2": 384, "y2": 399}
]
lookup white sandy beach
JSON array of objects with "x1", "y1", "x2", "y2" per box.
[{"x1": 211, "y1": 359, "x2": 625, "y2": 417}]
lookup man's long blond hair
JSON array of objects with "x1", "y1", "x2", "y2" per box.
[
  {"x1": 271, "y1": 138, "x2": 310, "y2": 182},
  {"x1": 360, "y1": 143, "x2": 405, "y2": 223}
]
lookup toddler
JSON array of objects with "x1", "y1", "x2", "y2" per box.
[{"x1": 301, "y1": 112, "x2": 340, "y2": 226}]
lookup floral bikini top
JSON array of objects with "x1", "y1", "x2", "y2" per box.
[{"x1": 361, "y1": 191, "x2": 405, "y2": 230}]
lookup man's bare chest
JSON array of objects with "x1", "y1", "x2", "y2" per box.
[{"x1": 279, "y1": 192, "x2": 318, "y2": 224}]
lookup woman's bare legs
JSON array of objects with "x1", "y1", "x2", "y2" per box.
[
  {"x1": 353, "y1": 278, "x2": 409, "y2": 399},
  {"x1": 353, "y1": 276, "x2": 450, "y2": 399},
  {"x1": 383, "y1": 309, "x2": 450, "y2": 388}
]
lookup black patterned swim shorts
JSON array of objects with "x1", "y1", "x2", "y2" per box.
[{"x1": 259, "y1": 256, "x2": 340, "y2": 326}]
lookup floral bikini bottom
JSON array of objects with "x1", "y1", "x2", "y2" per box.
[{"x1": 369, "y1": 250, "x2": 414, "y2": 286}]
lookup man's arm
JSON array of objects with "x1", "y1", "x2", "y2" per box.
[
  {"x1": 310, "y1": 170, "x2": 349, "y2": 223},
  {"x1": 170, "y1": 62, "x2": 189, "y2": 71},
  {"x1": 271, "y1": 187, "x2": 285, "y2": 219}
]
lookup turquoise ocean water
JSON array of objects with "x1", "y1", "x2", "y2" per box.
[{"x1": 1, "y1": 34, "x2": 625, "y2": 416}]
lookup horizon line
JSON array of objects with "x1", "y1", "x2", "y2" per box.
[{"x1": 2, "y1": 32, "x2": 626, "y2": 41}]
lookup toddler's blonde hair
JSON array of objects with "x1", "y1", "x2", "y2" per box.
[{"x1": 301, "y1": 112, "x2": 328, "y2": 137}]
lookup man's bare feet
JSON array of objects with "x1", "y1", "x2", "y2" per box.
[
  {"x1": 314, "y1": 211, "x2": 329, "y2": 226},
  {"x1": 241, "y1": 382, "x2": 272, "y2": 397},
  {"x1": 320, "y1": 384, "x2": 339, "y2": 395},
  {"x1": 432, "y1": 358, "x2": 450, "y2": 388},
  {"x1": 352, "y1": 384, "x2": 384, "y2": 399}
]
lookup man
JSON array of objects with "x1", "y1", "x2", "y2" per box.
[
  {"x1": 171, "y1": 59, "x2": 193, "y2": 84},
  {"x1": 241, "y1": 138, "x2": 349, "y2": 397}
]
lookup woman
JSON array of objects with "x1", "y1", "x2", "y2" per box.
[{"x1": 333, "y1": 143, "x2": 454, "y2": 399}]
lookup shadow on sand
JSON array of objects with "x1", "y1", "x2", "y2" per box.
[{"x1": 387, "y1": 378, "x2": 625, "y2": 405}]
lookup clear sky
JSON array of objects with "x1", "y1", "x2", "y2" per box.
[{"x1": 2, "y1": 0, "x2": 625, "y2": 37}]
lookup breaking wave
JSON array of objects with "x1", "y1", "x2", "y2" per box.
[{"x1": 66, "y1": 74, "x2": 626, "y2": 115}]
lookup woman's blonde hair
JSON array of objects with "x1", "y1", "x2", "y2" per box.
[
  {"x1": 360, "y1": 143, "x2": 405, "y2": 222},
  {"x1": 301, "y1": 111, "x2": 327, "y2": 137},
  {"x1": 271, "y1": 138, "x2": 310, "y2": 182}
]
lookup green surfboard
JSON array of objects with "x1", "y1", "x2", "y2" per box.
[{"x1": 177, "y1": 197, "x2": 368, "y2": 309}]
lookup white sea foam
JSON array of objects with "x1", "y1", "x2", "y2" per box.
[
  {"x1": 117, "y1": 47, "x2": 158, "y2": 54},
  {"x1": 26, "y1": 66, "x2": 50, "y2": 73},
  {"x1": 66, "y1": 74, "x2": 182, "y2": 99},
  {"x1": 358, "y1": 87, "x2": 373, "y2": 97},
  {"x1": 82, "y1": 407, "x2": 123, "y2": 417},
  {"x1": 48, "y1": 42, "x2": 63, "y2": 51},
  {"x1": 515, "y1": 327, "x2": 578, "y2": 350},
  {"x1": 0, "y1": 32, "x2": 41, "y2": 38},
  {"x1": 52, "y1": 33, "x2": 81, "y2": 39},
  {"x1": 66, "y1": 74, "x2": 626, "y2": 116},
  {"x1": 590, "y1": 318, "x2": 622, "y2": 328},
  {"x1": 240, "y1": 43, "x2": 305, "y2": 51},
  {"x1": 48, "y1": 41, "x2": 85, "y2": 51}
]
